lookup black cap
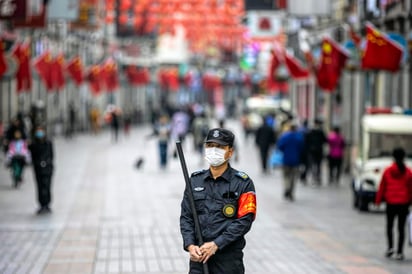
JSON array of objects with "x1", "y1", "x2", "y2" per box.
[{"x1": 204, "y1": 128, "x2": 235, "y2": 147}]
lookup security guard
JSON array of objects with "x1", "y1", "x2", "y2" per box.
[{"x1": 180, "y1": 128, "x2": 257, "y2": 274}]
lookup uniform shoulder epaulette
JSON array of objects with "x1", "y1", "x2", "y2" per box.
[
  {"x1": 235, "y1": 171, "x2": 249, "y2": 181},
  {"x1": 191, "y1": 169, "x2": 207, "y2": 176}
]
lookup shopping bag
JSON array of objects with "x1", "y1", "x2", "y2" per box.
[
  {"x1": 408, "y1": 212, "x2": 412, "y2": 246},
  {"x1": 270, "y1": 149, "x2": 283, "y2": 168}
]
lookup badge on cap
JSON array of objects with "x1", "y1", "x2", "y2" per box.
[{"x1": 213, "y1": 130, "x2": 220, "y2": 138}]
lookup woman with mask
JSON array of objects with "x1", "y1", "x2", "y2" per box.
[
  {"x1": 375, "y1": 147, "x2": 412, "y2": 260},
  {"x1": 180, "y1": 128, "x2": 257, "y2": 274},
  {"x1": 29, "y1": 126, "x2": 54, "y2": 215}
]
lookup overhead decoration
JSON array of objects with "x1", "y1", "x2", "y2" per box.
[{"x1": 112, "y1": 0, "x2": 246, "y2": 53}]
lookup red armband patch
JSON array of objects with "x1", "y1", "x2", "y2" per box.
[{"x1": 237, "y1": 191, "x2": 256, "y2": 219}]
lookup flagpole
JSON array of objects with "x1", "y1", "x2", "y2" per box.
[{"x1": 7, "y1": 76, "x2": 12, "y2": 121}]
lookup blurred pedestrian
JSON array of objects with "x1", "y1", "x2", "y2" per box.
[
  {"x1": 180, "y1": 128, "x2": 256, "y2": 273},
  {"x1": 375, "y1": 147, "x2": 412, "y2": 261},
  {"x1": 110, "y1": 108, "x2": 120, "y2": 142},
  {"x1": 4, "y1": 115, "x2": 27, "y2": 153},
  {"x1": 123, "y1": 113, "x2": 132, "y2": 136},
  {"x1": 327, "y1": 126, "x2": 346, "y2": 185},
  {"x1": 90, "y1": 106, "x2": 101, "y2": 135},
  {"x1": 306, "y1": 119, "x2": 327, "y2": 185},
  {"x1": 298, "y1": 119, "x2": 310, "y2": 184},
  {"x1": 29, "y1": 126, "x2": 54, "y2": 215},
  {"x1": 191, "y1": 111, "x2": 209, "y2": 157},
  {"x1": 171, "y1": 107, "x2": 190, "y2": 157},
  {"x1": 66, "y1": 102, "x2": 76, "y2": 138},
  {"x1": 276, "y1": 122, "x2": 304, "y2": 201},
  {"x1": 149, "y1": 113, "x2": 171, "y2": 169},
  {"x1": 5, "y1": 130, "x2": 31, "y2": 186},
  {"x1": 255, "y1": 115, "x2": 277, "y2": 174}
]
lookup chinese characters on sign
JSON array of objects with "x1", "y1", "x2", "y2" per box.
[{"x1": 0, "y1": 0, "x2": 26, "y2": 19}]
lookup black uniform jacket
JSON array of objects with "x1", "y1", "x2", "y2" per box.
[
  {"x1": 29, "y1": 139, "x2": 54, "y2": 175},
  {"x1": 180, "y1": 165, "x2": 256, "y2": 253}
]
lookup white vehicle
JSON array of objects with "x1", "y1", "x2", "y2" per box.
[
  {"x1": 244, "y1": 96, "x2": 292, "y2": 131},
  {"x1": 352, "y1": 112, "x2": 412, "y2": 211}
]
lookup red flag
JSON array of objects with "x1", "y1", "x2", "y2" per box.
[
  {"x1": 50, "y1": 53, "x2": 65, "y2": 91},
  {"x1": 66, "y1": 56, "x2": 83, "y2": 86},
  {"x1": 86, "y1": 65, "x2": 102, "y2": 96},
  {"x1": 284, "y1": 53, "x2": 310, "y2": 79},
  {"x1": 266, "y1": 49, "x2": 288, "y2": 93},
  {"x1": 361, "y1": 23, "x2": 403, "y2": 72},
  {"x1": 266, "y1": 49, "x2": 281, "y2": 91},
  {"x1": 12, "y1": 42, "x2": 32, "y2": 93},
  {"x1": 33, "y1": 51, "x2": 54, "y2": 91},
  {"x1": 101, "y1": 58, "x2": 119, "y2": 92},
  {"x1": 316, "y1": 37, "x2": 349, "y2": 92},
  {"x1": 0, "y1": 40, "x2": 7, "y2": 78},
  {"x1": 126, "y1": 66, "x2": 149, "y2": 86}
]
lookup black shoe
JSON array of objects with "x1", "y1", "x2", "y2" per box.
[
  {"x1": 385, "y1": 248, "x2": 394, "y2": 258},
  {"x1": 36, "y1": 207, "x2": 51, "y2": 215},
  {"x1": 394, "y1": 253, "x2": 404, "y2": 260}
]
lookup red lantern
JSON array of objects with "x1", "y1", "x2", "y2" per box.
[
  {"x1": 134, "y1": 4, "x2": 145, "y2": 14},
  {"x1": 120, "y1": 0, "x2": 132, "y2": 11},
  {"x1": 119, "y1": 12, "x2": 128, "y2": 25},
  {"x1": 134, "y1": 16, "x2": 143, "y2": 28}
]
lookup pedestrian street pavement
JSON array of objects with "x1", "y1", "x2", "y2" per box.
[{"x1": 0, "y1": 119, "x2": 411, "y2": 274}]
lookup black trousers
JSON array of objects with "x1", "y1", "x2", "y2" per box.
[
  {"x1": 259, "y1": 146, "x2": 270, "y2": 172},
  {"x1": 189, "y1": 251, "x2": 244, "y2": 274},
  {"x1": 35, "y1": 173, "x2": 52, "y2": 208},
  {"x1": 386, "y1": 203, "x2": 409, "y2": 254},
  {"x1": 328, "y1": 157, "x2": 343, "y2": 183}
]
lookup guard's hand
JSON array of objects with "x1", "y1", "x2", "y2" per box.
[
  {"x1": 199, "y1": 241, "x2": 218, "y2": 263},
  {"x1": 188, "y1": 245, "x2": 203, "y2": 262}
]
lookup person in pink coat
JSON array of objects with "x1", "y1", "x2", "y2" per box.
[{"x1": 327, "y1": 126, "x2": 345, "y2": 184}]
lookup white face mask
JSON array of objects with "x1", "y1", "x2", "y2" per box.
[{"x1": 204, "y1": 147, "x2": 227, "y2": 167}]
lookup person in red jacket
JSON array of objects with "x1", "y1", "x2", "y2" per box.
[{"x1": 375, "y1": 147, "x2": 412, "y2": 260}]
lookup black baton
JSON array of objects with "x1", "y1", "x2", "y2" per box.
[{"x1": 176, "y1": 141, "x2": 209, "y2": 274}]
